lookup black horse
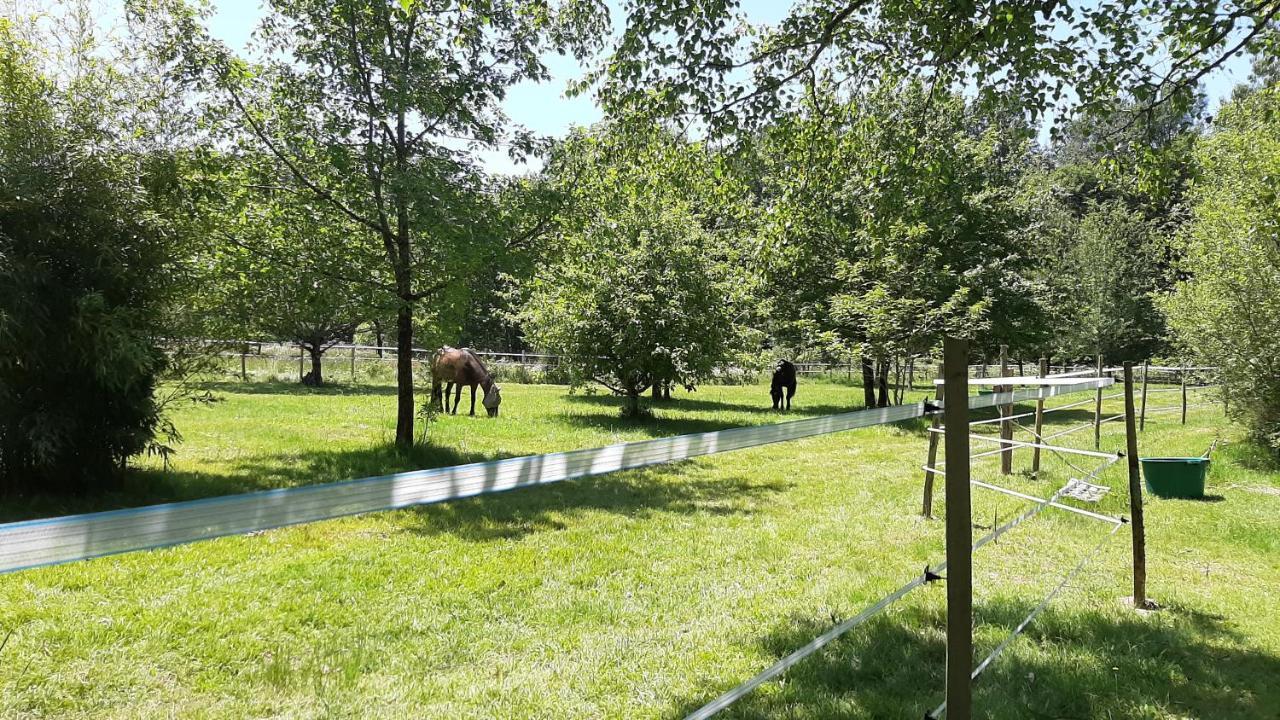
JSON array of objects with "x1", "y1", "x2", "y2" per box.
[{"x1": 770, "y1": 360, "x2": 797, "y2": 410}]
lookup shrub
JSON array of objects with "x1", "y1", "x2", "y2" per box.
[
  {"x1": 1164, "y1": 86, "x2": 1280, "y2": 450},
  {"x1": 0, "y1": 24, "x2": 177, "y2": 493}
]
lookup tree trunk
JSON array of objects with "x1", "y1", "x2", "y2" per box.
[
  {"x1": 373, "y1": 320, "x2": 384, "y2": 357},
  {"x1": 304, "y1": 344, "x2": 324, "y2": 386},
  {"x1": 652, "y1": 381, "x2": 662, "y2": 400},
  {"x1": 876, "y1": 359, "x2": 890, "y2": 407},
  {"x1": 625, "y1": 390, "x2": 640, "y2": 417},
  {"x1": 663, "y1": 381, "x2": 671, "y2": 400},
  {"x1": 395, "y1": 304, "x2": 414, "y2": 447},
  {"x1": 861, "y1": 356, "x2": 876, "y2": 408}
]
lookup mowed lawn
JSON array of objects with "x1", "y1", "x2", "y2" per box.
[{"x1": 1, "y1": 379, "x2": 1277, "y2": 718}]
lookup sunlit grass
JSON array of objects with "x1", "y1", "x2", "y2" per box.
[{"x1": 0, "y1": 379, "x2": 1274, "y2": 718}]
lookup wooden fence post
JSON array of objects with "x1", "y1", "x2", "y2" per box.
[
  {"x1": 943, "y1": 337, "x2": 973, "y2": 720},
  {"x1": 240, "y1": 344, "x2": 248, "y2": 382},
  {"x1": 1032, "y1": 357, "x2": 1047, "y2": 478},
  {"x1": 922, "y1": 364, "x2": 945, "y2": 518},
  {"x1": 1181, "y1": 366, "x2": 1188, "y2": 424},
  {"x1": 1094, "y1": 354, "x2": 1104, "y2": 449},
  {"x1": 999, "y1": 344, "x2": 1013, "y2": 475},
  {"x1": 1139, "y1": 360, "x2": 1149, "y2": 432},
  {"x1": 351, "y1": 345, "x2": 357, "y2": 383},
  {"x1": 1124, "y1": 362, "x2": 1148, "y2": 609},
  {"x1": 298, "y1": 344, "x2": 305, "y2": 382}
]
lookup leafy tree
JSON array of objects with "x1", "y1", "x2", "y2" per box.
[
  {"x1": 521, "y1": 128, "x2": 751, "y2": 416},
  {"x1": 194, "y1": 157, "x2": 383, "y2": 386},
  {"x1": 752, "y1": 83, "x2": 1038, "y2": 405},
  {"x1": 595, "y1": 1, "x2": 1279, "y2": 137},
  {"x1": 1041, "y1": 201, "x2": 1166, "y2": 361},
  {"x1": 1013, "y1": 95, "x2": 1204, "y2": 363},
  {"x1": 1165, "y1": 85, "x2": 1280, "y2": 450},
  {"x1": 0, "y1": 17, "x2": 186, "y2": 492},
  {"x1": 143, "y1": 0, "x2": 608, "y2": 446}
]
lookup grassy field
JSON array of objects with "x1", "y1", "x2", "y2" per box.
[{"x1": 1, "y1": 378, "x2": 1276, "y2": 718}]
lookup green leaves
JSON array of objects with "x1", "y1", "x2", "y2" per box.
[
  {"x1": 1166, "y1": 86, "x2": 1280, "y2": 449},
  {"x1": 523, "y1": 126, "x2": 752, "y2": 408},
  {"x1": 596, "y1": 0, "x2": 1270, "y2": 139}
]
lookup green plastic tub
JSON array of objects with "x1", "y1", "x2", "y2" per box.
[{"x1": 1141, "y1": 457, "x2": 1210, "y2": 499}]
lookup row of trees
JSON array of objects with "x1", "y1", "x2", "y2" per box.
[{"x1": 4, "y1": 0, "x2": 1279, "y2": 493}]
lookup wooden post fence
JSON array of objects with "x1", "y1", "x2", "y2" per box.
[
  {"x1": 942, "y1": 337, "x2": 973, "y2": 720},
  {"x1": 1181, "y1": 366, "x2": 1188, "y2": 424},
  {"x1": 921, "y1": 364, "x2": 944, "y2": 518},
  {"x1": 999, "y1": 344, "x2": 1013, "y2": 475},
  {"x1": 1093, "y1": 355, "x2": 1104, "y2": 449},
  {"x1": 298, "y1": 344, "x2": 305, "y2": 382},
  {"x1": 1139, "y1": 360, "x2": 1149, "y2": 431},
  {"x1": 351, "y1": 345, "x2": 357, "y2": 383},
  {"x1": 1123, "y1": 362, "x2": 1148, "y2": 608},
  {"x1": 1032, "y1": 357, "x2": 1047, "y2": 478}
]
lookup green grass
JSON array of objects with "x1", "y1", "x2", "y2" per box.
[{"x1": 1, "y1": 379, "x2": 1276, "y2": 719}]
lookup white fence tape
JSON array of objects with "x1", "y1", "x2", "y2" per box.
[{"x1": 0, "y1": 379, "x2": 1110, "y2": 575}]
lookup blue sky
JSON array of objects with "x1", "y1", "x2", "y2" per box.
[{"x1": 194, "y1": 0, "x2": 1253, "y2": 175}]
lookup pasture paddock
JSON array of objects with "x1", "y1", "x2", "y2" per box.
[{"x1": 0, "y1": 380, "x2": 1276, "y2": 718}]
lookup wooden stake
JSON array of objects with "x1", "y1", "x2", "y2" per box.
[
  {"x1": 943, "y1": 337, "x2": 973, "y2": 720},
  {"x1": 922, "y1": 364, "x2": 944, "y2": 518},
  {"x1": 1094, "y1": 354, "x2": 1104, "y2": 449},
  {"x1": 1124, "y1": 362, "x2": 1148, "y2": 609},
  {"x1": 240, "y1": 345, "x2": 248, "y2": 381},
  {"x1": 1139, "y1": 360, "x2": 1149, "y2": 431},
  {"x1": 351, "y1": 345, "x2": 357, "y2": 383},
  {"x1": 999, "y1": 344, "x2": 1013, "y2": 475},
  {"x1": 1032, "y1": 357, "x2": 1047, "y2": 478},
  {"x1": 298, "y1": 344, "x2": 305, "y2": 382},
  {"x1": 1181, "y1": 366, "x2": 1188, "y2": 425}
]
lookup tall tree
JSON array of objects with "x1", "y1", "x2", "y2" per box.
[
  {"x1": 194, "y1": 155, "x2": 383, "y2": 385},
  {"x1": 0, "y1": 13, "x2": 194, "y2": 492},
  {"x1": 595, "y1": 1, "x2": 1280, "y2": 138},
  {"x1": 521, "y1": 126, "x2": 753, "y2": 416},
  {"x1": 753, "y1": 83, "x2": 1037, "y2": 404},
  {"x1": 144, "y1": 0, "x2": 608, "y2": 446},
  {"x1": 1165, "y1": 85, "x2": 1280, "y2": 450}
]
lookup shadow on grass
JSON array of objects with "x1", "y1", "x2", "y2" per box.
[
  {"x1": 0, "y1": 439, "x2": 789, "y2": 548},
  {"x1": 680, "y1": 599, "x2": 1280, "y2": 719},
  {"x1": 1220, "y1": 437, "x2": 1280, "y2": 474},
  {"x1": 561, "y1": 392, "x2": 866, "y2": 419},
  {"x1": 0, "y1": 443, "x2": 489, "y2": 523},
  {"x1": 400, "y1": 464, "x2": 791, "y2": 542},
  {"x1": 194, "y1": 379, "x2": 400, "y2": 397}
]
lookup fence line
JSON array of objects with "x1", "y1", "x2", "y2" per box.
[
  {"x1": 687, "y1": 458, "x2": 1117, "y2": 720},
  {"x1": 0, "y1": 379, "x2": 1112, "y2": 576},
  {"x1": 182, "y1": 339, "x2": 1216, "y2": 387},
  {"x1": 926, "y1": 521, "x2": 1125, "y2": 719}
]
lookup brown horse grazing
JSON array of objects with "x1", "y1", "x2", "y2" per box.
[{"x1": 431, "y1": 347, "x2": 502, "y2": 417}]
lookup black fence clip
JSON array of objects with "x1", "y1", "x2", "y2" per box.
[
  {"x1": 1120, "y1": 516, "x2": 1130, "y2": 524},
  {"x1": 924, "y1": 565, "x2": 944, "y2": 583},
  {"x1": 923, "y1": 400, "x2": 942, "y2": 415}
]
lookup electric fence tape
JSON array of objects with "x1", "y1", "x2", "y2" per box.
[{"x1": 0, "y1": 379, "x2": 1109, "y2": 576}]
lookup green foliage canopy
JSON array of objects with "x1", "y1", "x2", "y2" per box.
[
  {"x1": 522, "y1": 128, "x2": 752, "y2": 415},
  {"x1": 1165, "y1": 84, "x2": 1280, "y2": 449},
  {"x1": 0, "y1": 18, "x2": 184, "y2": 492}
]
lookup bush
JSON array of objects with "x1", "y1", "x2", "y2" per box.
[
  {"x1": 1164, "y1": 86, "x2": 1280, "y2": 450},
  {"x1": 0, "y1": 24, "x2": 177, "y2": 493}
]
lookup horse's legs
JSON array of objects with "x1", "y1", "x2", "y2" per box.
[
  {"x1": 453, "y1": 383, "x2": 462, "y2": 415},
  {"x1": 786, "y1": 384, "x2": 795, "y2": 410},
  {"x1": 432, "y1": 381, "x2": 442, "y2": 411},
  {"x1": 444, "y1": 382, "x2": 454, "y2": 413},
  {"x1": 469, "y1": 385, "x2": 477, "y2": 416}
]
